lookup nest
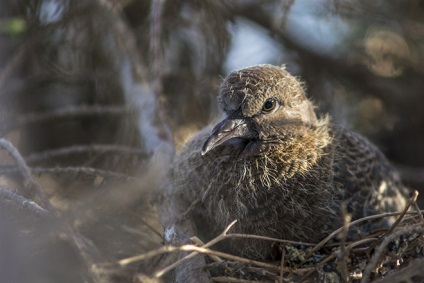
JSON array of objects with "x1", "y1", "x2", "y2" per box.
[{"x1": 119, "y1": 191, "x2": 424, "y2": 283}]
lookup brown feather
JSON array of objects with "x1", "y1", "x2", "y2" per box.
[{"x1": 172, "y1": 64, "x2": 409, "y2": 259}]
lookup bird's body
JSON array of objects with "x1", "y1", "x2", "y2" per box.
[{"x1": 173, "y1": 65, "x2": 408, "y2": 259}]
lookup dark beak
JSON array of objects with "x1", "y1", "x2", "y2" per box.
[{"x1": 201, "y1": 115, "x2": 252, "y2": 155}]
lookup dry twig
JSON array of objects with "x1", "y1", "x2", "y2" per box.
[
  {"x1": 337, "y1": 205, "x2": 352, "y2": 283},
  {"x1": 361, "y1": 224, "x2": 424, "y2": 283},
  {"x1": 279, "y1": 244, "x2": 286, "y2": 283},
  {"x1": 306, "y1": 210, "x2": 424, "y2": 258}
]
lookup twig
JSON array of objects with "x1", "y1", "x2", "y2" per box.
[
  {"x1": 412, "y1": 190, "x2": 423, "y2": 220},
  {"x1": 232, "y1": 1, "x2": 421, "y2": 108},
  {"x1": 23, "y1": 144, "x2": 149, "y2": 164},
  {"x1": 180, "y1": 198, "x2": 200, "y2": 219},
  {"x1": 227, "y1": 233, "x2": 316, "y2": 247},
  {"x1": 303, "y1": 201, "x2": 423, "y2": 281},
  {"x1": 0, "y1": 139, "x2": 107, "y2": 282},
  {"x1": 150, "y1": 0, "x2": 164, "y2": 98},
  {"x1": 118, "y1": 245, "x2": 180, "y2": 265},
  {"x1": 0, "y1": 138, "x2": 51, "y2": 209},
  {"x1": 119, "y1": 220, "x2": 237, "y2": 266},
  {"x1": 365, "y1": 190, "x2": 419, "y2": 255},
  {"x1": 120, "y1": 220, "x2": 316, "y2": 278},
  {"x1": 0, "y1": 139, "x2": 36, "y2": 189},
  {"x1": 190, "y1": 236, "x2": 223, "y2": 263},
  {"x1": 277, "y1": 0, "x2": 295, "y2": 30},
  {"x1": 326, "y1": 237, "x2": 378, "y2": 248},
  {"x1": 134, "y1": 215, "x2": 163, "y2": 239},
  {"x1": 302, "y1": 238, "x2": 378, "y2": 280},
  {"x1": 305, "y1": 210, "x2": 424, "y2": 258},
  {"x1": 119, "y1": 243, "x2": 284, "y2": 273},
  {"x1": 206, "y1": 262, "x2": 280, "y2": 281},
  {"x1": 0, "y1": 166, "x2": 136, "y2": 181},
  {"x1": 279, "y1": 244, "x2": 286, "y2": 283},
  {"x1": 368, "y1": 258, "x2": 424, "y2": 283},
  {"x1": 0, "y1": 105, "x2": 134, "y2": 134},
  {"x1": 153, "y1": 220, "x2": 238, "y2": 277},
  {"x1": 360, "y1": 224, "x2": 424, "y2": 283},
  {"x1": 211, "y1": 277, "x2": 270, "y2": 283},
  {"x1": 348, "y1": 238, "x2": 379, "y2": 250},
  {"x1": 162, "y1": 246, "x2": 299, "y2": 274},
  {"x1": 0, "y1": 188, "x2": 49, "y2": 217},
  {"x1": 388, "y1": 190, "x2": 418, "y2": 235},
  {"x1": 412, "y1": 195, "x2": 424, "y2": 249},
  {"x1": 414, "y1": 202, "x2": 423, "y2": 220},
  {"x1": 337, "y1": 205, "x2": 352, "y2": 283}
]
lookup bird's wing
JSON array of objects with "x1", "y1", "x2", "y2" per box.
[{"x1": 331, "y1": 126, "x2": 408, "y2": 221}]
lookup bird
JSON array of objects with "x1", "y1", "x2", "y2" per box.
[{"x1": 172, "y1": 64, "x2": 409, "y2": 259}]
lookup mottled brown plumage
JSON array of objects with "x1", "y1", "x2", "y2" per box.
[{"x1": 173, "y1": 64, "x2": 408, "y2": 259}]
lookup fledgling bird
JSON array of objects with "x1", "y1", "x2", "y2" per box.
[{"x1": 173, "y1": 64, "x2": 409, "y2": 259}]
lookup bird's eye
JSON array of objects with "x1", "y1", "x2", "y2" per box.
[{"x1": 262, "y1": 98, "x2": 278, "y2": 113}]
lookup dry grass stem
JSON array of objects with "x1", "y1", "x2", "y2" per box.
[
  {"x1": 211, "y1": 277, "x2": 270, "y2": 283},
  {"x1": 306, "y1": 209, "x2": 424, "y2": 258},
  {"x1": 279, "y1": 244, "x2": 286, "y2": 283},
  {"x1": 190, "y1": 236, "x2": 223, "y2": 262},
  {"x1": 337, "y1": 205, "x2": 352, "y2": 282},
  {"x1": 227, "y1": 233, "x2": 316, "y2": 247},
  {"x1": 153, "y1": 220, "x2": 240, "y2": 277},
  {"x1": 119, "y1": 205, "x2": 424, "y2": 282},
  {"x1": 387, "y1": 190, "x2": 418, "y2": 235}
]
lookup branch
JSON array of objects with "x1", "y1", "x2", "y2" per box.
[
  {"x1": 0, "y1": 138, "x2": 51, "y2": 209},
  {"x1": 0, "y1": 165, "x2": 136, "y2": 181},
  {"x1": 0, "y1": 138, "x2": 111, "y2": 283},
  {"x1": 363, "y1": 190, "x2": 419, "y2": 255},
  {"x1": 0, "y1": 187, "x2": 49, "y2": 217},
  {"x1": 0, "y1": 105, "x2": 134, "y2": 134},
  {"x1": 23, "y1": 144, "x2": 149, "y2": 164},
  {"x1": 306, "y1": 209, "x2": 424, "y2": 258},
  {"x1": 232, "y1": 1, "x2": 424, "y2": 106},
  {"x1": 361, "y1": 224, "x2": 424, "y2": 283},
  {"x1": 119, "y1": 220, "x2": 316, "y2": 280}
]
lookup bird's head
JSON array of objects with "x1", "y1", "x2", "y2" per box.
[{"x1": 201, "y1": 65, "x2": 319, "y2": 156}]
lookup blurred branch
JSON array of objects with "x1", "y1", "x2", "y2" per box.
[
  {"x1": 0, "y1": 165, "x2": 137, "y2": 181},
  {"x1": 0, "y1": 138, "x2": 115, "y2": 282},
  {"x1": 232, "y1": 2, "x2": 424, "y2": 105},
  {"x1": 23, "y1": 144, "x2": 149, "y2": 164},
  {"x1": 0, "y1": 105, "x2": 134, "y2": 135},
  {"x1": 0, "y1": 187, "x2": 49, "y2": 217},
  {"x1": 0, "y1": 138, "x2": 51, "y2": 208},
  {"x1": 150, "y1": 0, "x2": 163, "y2": 97}
]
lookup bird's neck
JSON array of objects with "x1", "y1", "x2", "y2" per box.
[
  {"x1": 240, "y1": 121, "x2": 332, "y2": 187},
  {"x1": 274, "y1": 124, "x2": 331, "y2": 179}
]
